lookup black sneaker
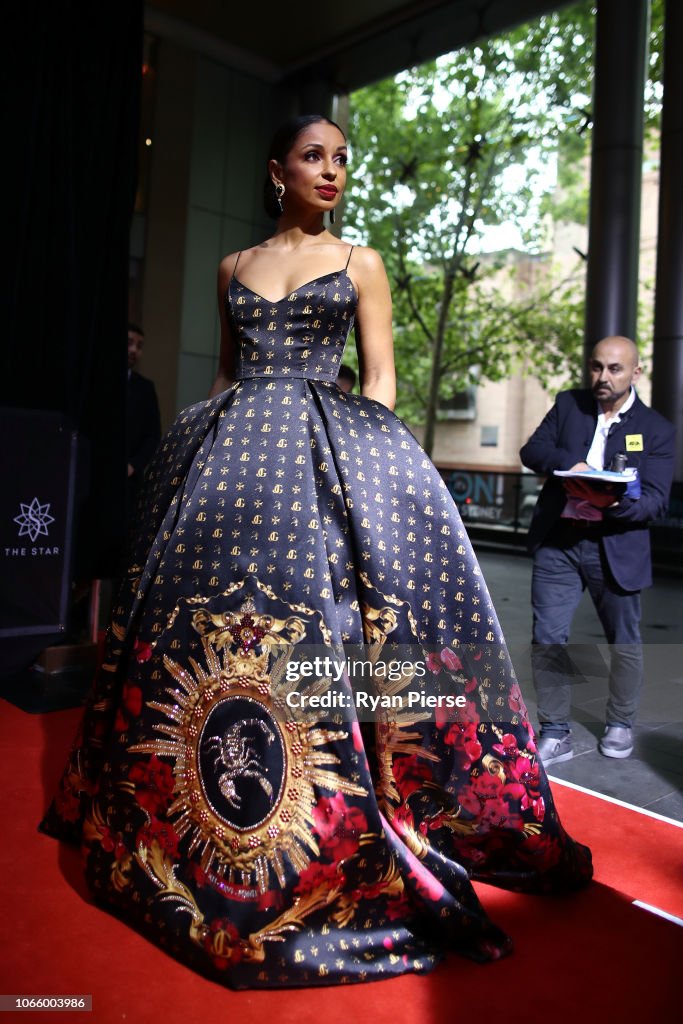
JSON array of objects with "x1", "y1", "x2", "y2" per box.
[{"x1": 536, "y1": 732, "x2": 574, "y2": 766}]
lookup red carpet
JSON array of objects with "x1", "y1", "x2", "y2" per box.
[
  {"x1": 0, "y1": 701, "x2": 680, "y2": 1023},
  {"x1": 550, "y1": 776, "x2": 683, "y2": 919}
]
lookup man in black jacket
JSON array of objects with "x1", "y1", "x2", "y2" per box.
[
  {"x1": 127, "y1": 323, "x2": 161, "y2": 510},
  {"x1": 520, "y1": 336, "x2": 675, "y2": 765}
]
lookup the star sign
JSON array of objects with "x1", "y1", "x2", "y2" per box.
[{"x1": 13, "y1": 497, "x2": 55, "y2": 543}]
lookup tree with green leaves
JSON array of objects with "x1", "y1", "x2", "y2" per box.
[{"x1": 344, "y1": 0, "x2": 663, "y2": 454}]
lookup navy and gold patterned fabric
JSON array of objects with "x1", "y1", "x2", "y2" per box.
[{"x1": 41, "y1": 258, "x2": 592, "y2": 989}]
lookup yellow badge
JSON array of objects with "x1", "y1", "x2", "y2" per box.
[{"x1": 625, "y1": 434, "x2": 644, "y2": 452}]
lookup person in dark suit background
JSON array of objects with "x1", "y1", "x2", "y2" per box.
[
  {"x1": 127, "y1": 323, "x2": 161, "y2": 510},
  {"x1": 520, "y1": 335, "x2": 676, "y2": 766}
]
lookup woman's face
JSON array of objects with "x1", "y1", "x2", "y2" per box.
[{"x1": 272, "y1": 121, "x2": 347, "y2": 218}]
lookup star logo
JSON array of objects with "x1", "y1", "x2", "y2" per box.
[{"x1": 13, "y1": 497, "x2": 55, "y2": 543}]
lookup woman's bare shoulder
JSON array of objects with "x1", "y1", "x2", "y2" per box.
[
  {"x1": 218, "y1": 239, "x2": 280, "y2": 275},
  {"x1": 346, "y1": 245, "x2": 389, "y2": 296},
  {"x1": 218, "y1": 251, "x2": 241, "y2": 281},
  {"x1": 348, "y1": 244, "x2": 386, "y2": 273}
]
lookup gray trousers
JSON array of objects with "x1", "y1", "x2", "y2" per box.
[{"x1": 531, "y1": 530, "x2": 643, "y2": 736}]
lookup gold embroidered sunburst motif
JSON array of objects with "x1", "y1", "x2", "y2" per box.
[
  {"x1": 365, "y1": 643, "x2": 440, "y2": 804},
  {"x1": 129, "y1": 623, "x2": 366, "y2": 894}
]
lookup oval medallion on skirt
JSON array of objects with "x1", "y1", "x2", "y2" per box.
[{"x1": 199, "y1": 695, "x2": 285, "y2": 831}]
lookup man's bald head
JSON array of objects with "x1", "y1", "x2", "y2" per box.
[
  {"x1": 591, "y1": 335, "x2": 639, "y2": 368},
  {"x1": 589, "y1": 335, "x2": 641, "y2": 413}
]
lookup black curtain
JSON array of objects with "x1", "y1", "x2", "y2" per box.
[{"x1": 3, "y1": 1, "x2": 143, "y2": 579}]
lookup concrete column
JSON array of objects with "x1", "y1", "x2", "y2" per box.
[
  {"x1": 584, "y1": 0, "x2": 649, "y2": 371},
  {"x1": 652, "y1": 0, "x2": 683, "y2": 477}
]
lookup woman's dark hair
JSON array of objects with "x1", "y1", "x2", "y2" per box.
[{"x1": 263, "y1": 114, "x2": 346, "y2": 219}]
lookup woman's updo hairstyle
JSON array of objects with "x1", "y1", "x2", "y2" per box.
[{"x1": 263, "y1": 114, "x2": 346, "y2": 219}]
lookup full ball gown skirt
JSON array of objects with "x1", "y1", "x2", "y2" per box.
[{"x1": 42, "y1": 266, "x2": 592, "y2": 988}]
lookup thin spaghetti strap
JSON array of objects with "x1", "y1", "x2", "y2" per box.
[
  {"x1": 344, "y1": 245, "x2": 354, "y2": 270},
  {"x1": 232, "y1": 251, "x2": 243, "y2": 279}
]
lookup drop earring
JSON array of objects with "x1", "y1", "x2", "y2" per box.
[{"x1": 275, "y1": 183, "x2": 285, "y2": 214}]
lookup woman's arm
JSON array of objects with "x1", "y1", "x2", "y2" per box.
[
  {"x1": 209, "y1": 254, "x2": 239, "y2": 398},
  {"x1": 350, "y1": 247, "x2": 396, "y2": 410}
]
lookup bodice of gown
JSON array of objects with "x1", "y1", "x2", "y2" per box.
[{"x1": 227, "y1": 269, "x2": 356, "y2": 382}]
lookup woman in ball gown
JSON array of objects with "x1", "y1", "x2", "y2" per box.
[{"x1": 42, "y1": 114, "x2": 592, "y2": 988}]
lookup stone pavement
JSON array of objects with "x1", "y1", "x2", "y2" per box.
[{"x1": 476, "y1": 546, "x2": 683, "y2": 823}]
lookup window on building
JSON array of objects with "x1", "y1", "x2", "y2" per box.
[
  {"x1": 480, "y1": 425, "x2": 499, "y2": 447},
  {"x1": 438, "y1": 386, "x2": 477, "y2": 421}
]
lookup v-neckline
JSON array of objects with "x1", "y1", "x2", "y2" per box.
[{"x1": 230, "y1": 268, "x2": 352, "y2": 306}]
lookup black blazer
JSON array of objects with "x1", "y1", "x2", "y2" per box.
[
  {"x1": 126, "y1": 371, "x2": 162, "y2": 480},
  {"x1": 520, "y1": 389, "x2": 676, "y2": 591}
]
